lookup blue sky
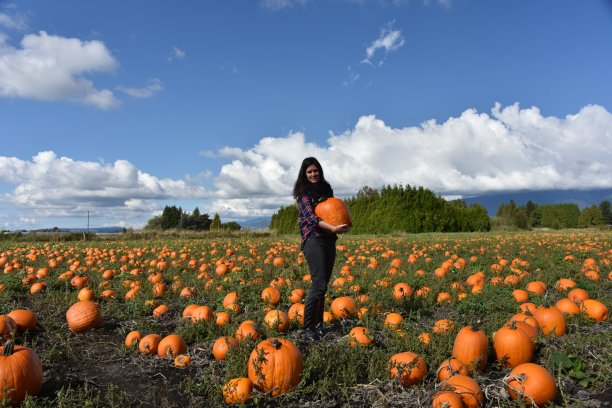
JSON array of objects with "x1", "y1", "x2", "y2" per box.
[{"x1": 1, "y1": 0, "x2": 611, "y2": 230}]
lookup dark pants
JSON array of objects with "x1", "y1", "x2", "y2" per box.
[{"x1": 303, "y1": 235, "x2": 336, "y2": 329}]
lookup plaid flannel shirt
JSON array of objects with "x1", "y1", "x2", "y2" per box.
[{"x1": 297, "y1": 193, "x2": 323, "y2": 249}]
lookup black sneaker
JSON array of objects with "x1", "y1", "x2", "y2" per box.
[
  {"x1": 314, "y1": 323, "x2": 327, "y2": 338},
  {"x1": 302, "y1": 328, "x2": 320, "y2": 341}
]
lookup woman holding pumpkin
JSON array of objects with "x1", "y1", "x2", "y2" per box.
[{"x1": 293, "y1": 157, "x2": 349, "y2": 341}]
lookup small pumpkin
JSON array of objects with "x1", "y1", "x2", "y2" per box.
[
  {"x1": 263, "y1": 310, "x2": 290, "y2": 333},
  {"x1": 388, "y1": 352, "x2": 427, "y2": 387},
  {"x1": 157, "y1": 334, "x2": 187, "y2": 358},
  {"x1": 436, "y1": 357, "x2": 469, "y2": 381},
  {"x1": 125, "y1": 330, "x2": 143, "y2": 348},
  {"x1": 174, "y1": 354, "x2": 191, "y2": 368},
  {"x1": 212, "y1": 336, "x2": 239, "y2": 361},
  {"x1": 581, "y1": 299, "x2": 608, "y2": 321},
  {"x1": 138, "y1": 334, "x2": 162, "y2": 355},
  {"x1": 222, "y1": 377, "x2": 253, "y2": 405},
  {"x1": 348, "y1": 326, "x2": 374, "y2": 347},
  {"x1": 330, "y1": 296, "x2": 357, "y2": 319},
  {"x1": 432, "y1": 390, "x2": 465, "y2": 408},
  {"x1": 442, "y1": 374, "x2": 484, "y2": 408}
]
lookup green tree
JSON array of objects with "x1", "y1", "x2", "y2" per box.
[
  {"x1": 579, "y1": 205, "x2": 605, "y2": 227},
  {"x1": 161, "y1": 206, "x2": 182, "y2": 230},
  {"x1": 210, "y1": 213, "x2": 221, "y2": 231},
  {"x1": 599, "y1": 200, "x2": 612, "y2": 225},
  {"x1": 144, "y1": 215, "x2": 163, "y2": 230}
]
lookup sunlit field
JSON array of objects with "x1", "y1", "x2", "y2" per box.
[{"x1": 0, "y1": 230, "x2": 610, "y2": 407}]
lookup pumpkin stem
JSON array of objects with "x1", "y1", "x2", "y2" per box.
[
  {"x1": 509, "y1": 320, "x2": 517, "y2": 330},
  {"x1": 472, "y1": 319, "x2": 484, "y2": 331},
  {"x1": 2, "y1": 339, "x2": 14, "y2": 356},
  {"x1": 271, "y1": 339, "x2": 282, "y2": 349}
]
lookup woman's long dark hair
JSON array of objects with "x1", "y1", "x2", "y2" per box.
[{"x1": 293, "y1": 157, "x2": 332, "y2": 199}]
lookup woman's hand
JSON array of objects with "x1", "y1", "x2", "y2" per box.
[
  {"x1": 318, "y1": 220, "x2": 350, "y2": 234},
  {"x1": 332, "y1": 224, "x2": 350, "y2": 234}
]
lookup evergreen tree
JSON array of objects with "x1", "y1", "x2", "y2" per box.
[
  {"x1": 579, "y1": 205, "x2": 605, "y2": 227},
  {"x1": 210, "y1": 213, "x2": 221, "y2": 231},
  {"x1": 599, "y1": 200, "x2": 612, "y2": 225},
  {"x1": 161, "y1": 206, "x2": 182, "y2": 230}
]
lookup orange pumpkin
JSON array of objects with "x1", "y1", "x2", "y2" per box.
[
  {"x1": 581, "y1": 299, "x2": 608, "y2": 321},
  {"x1": 348, "y1": 326, "x2": 374, "y2": 347},
  {"x1": 436, "y1": 357, "x2": 469, "y2": 381},
  {"x1": 247, "y1": 338, "x2": 303, "y2": 397},
  {"x1": 0, "y1": 341, "x2": 43, "y2": 404},
  {"x1": 452, "y1": 324, "x2": 488, "y2": 371},
  {"x1": 157, "y1": 334, "x2": 187, "y2": 358},
  {"x1": 442, "y1": 375, "x2": 484, "y2": 408},
  {"x1": 388, "y1": 352, "x2": 427, "y2": 387},
  {"x1": 222, "y1": 377, "x2": 253, "y2": 405},
  {"x1": 65, "y1": 300, "x2": 102, "y2": 333},
  {"x1": 212, "y1": 336, "x2": 239, "y2": 361},
  {"x1": 314, "y1": 197, "x2": 352, "y2": 227},
  {"x1": 6, "y1": 310, "x2": 36, "y2": 332},
  {"x1": 330, "y1": 296, "x2": 357, "y2": 319},
  {"x1": 493, "y1": 321, "x2": 534, "y2": 368},
  {"x1": 505, "y1": 363, "x2": 557, "y2": 406}
]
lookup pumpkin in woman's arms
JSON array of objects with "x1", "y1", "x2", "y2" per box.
[{"x1": 315, "y1": 197, "x2": 352, "y2": 227}]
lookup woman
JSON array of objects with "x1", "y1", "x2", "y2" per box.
[{"x1": 293, "y1": 157, "x2": 349, "y2": 340}]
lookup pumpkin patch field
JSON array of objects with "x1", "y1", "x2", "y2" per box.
[{"x1": 0, "y1": 230, "x2": 610, "y2": 407}]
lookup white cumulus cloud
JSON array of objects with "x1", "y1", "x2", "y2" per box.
[
  {"x1": 0, "y1": 152, "x2": 209, "y2": 218},
  {"x1": 0, "y1": 31, "x2": 120, "y2": 109},
  {"x1": 209, "y1": 103, "x2": 612, "y2": 217}
]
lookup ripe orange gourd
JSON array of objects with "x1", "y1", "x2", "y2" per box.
[
  {"x1": 314, "y1": 197, "x2": 352, "y2": 227},
  {"x1": 388, "y1": 352, "x2": 427, "y2": 387},
  {"x1": 66, "y1": 300, "x2": 101, "y2": 333},
  {"x1": 505, "y1": 363, "x2": 557, "y2": 406},
  {"x1": 247, "y1": 338, "x2": 302, "y2": 397}
]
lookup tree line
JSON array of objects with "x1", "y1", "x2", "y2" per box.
[
  {"x1": 495, "y1": 199, "x2": 611, "y2": 229},
  {"x1": 144, "y1": 206, "x2": 241, "y2": 231},
  {"x1": 270, "y1": 185, "x2": 491, "y2": 234}
]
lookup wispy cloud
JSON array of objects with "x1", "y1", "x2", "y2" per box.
[
  {"x1": 361, "y1": 21, "x2": 405, "y2": 67},
  {"x1": 342, "y1": 65, "x2": 360, "y2": 88},
  {"x1": 168, "y1": 46, "x2": 185, "y2": 61},
  {"x1": 0, "y1": 9, "x2": 28, "y2": 30},
  {"x1": 260, "y1": 0, "x2": 311, "y2": 11},
  {"x1": 117, "y1": 78, "x2": 164, "y2": 99}
]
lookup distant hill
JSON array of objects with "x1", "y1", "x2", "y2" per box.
[
  {"x1": 462, "y1": 188, "x2": 612, "y2": 215},
  {"x1": 31, "y1": 227, "x2": 125, "y2": 234}
]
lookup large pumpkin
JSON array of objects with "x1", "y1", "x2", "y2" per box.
[
  {"x1": 505, "y1": 363, "x2": 557, "y2": 406},
  {"x1": 493, "y1": 320, "x2": 534, "y2": 368},
  {"x1": 452, "y1": 324, "x2": 488, "y2": 371},
  {"x1": 65, "y1": 300, "x2": 102, "y2": 333},
  {"x1": 442, "y1": 374, "x2": 484, "y2": 408},
  {"x1": 0, "y1": 341, "x2": 43, "y2": 404},
  {"x1": 247, "y1": 338, "x2": 302, "y2": 397},
  {"x1": 315, "y1": 197, "x2": 352, "y2": 227}
]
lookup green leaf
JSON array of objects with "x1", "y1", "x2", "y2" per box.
[{"x1": 551, "y1": 352, "x2": 573, "y2": 369}]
